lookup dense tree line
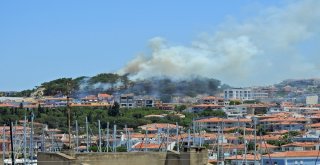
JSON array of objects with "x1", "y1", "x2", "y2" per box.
[{"x1": 0, "y1": 105, "x2": 226, "y2": 134}]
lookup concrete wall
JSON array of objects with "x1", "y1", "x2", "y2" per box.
[
  {"x1": 38, "y1": 147, "x2": 208, "y2": 165},
  {"x1": 37, "y1": 152, "x2": 76, "y2": 165},
  {"x1": 75, "y1": 152, "x2": 167, "y2": 165}
]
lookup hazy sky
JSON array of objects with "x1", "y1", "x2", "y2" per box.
[{"x1": 1, "y1": 0, "x2": 318, "y2": 91}]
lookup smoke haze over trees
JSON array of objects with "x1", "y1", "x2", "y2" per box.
[{"x1": 12, "y1": 73, "x2": 222, "y2": 101}]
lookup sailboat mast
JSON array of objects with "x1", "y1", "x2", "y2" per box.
[
  {"x1": 106, "y1": 122, "x2": 109, "y2": 153},
  {"x1": 10, "y1": 121, "x2": 15, "y2": 165},
  {"x1": 30, "y1": 112, "x2": 34, "y2": 161},
  {"x1": 86, "y1": 116, "x2": 89, "y2": 152},
  {"x1": 2, "y1": 125, "x2": 6, "y2": 164},
  {"x1": 23, "y1": 116, "x2": 27, "y2": 165},
  {"x1": 176, "y1": 122, "x2": 179, "y2": 152},
  {"x1": 98, "y1": 120, "x2": 102, "y2": 153},
  {"x1": 75, "y1": 120, "x2": 79, "y2": 152},
  {"x1": 254, "y1": 118, "x2": 257, "y2": 165}
]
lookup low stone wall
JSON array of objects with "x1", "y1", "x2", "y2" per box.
[{"x1": 38, "y1": 147, "x2": 208, "y2": 165}]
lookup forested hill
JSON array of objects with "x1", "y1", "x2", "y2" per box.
[{"x1": 12, "y1": 73, "x2": 224, "y2": 99}]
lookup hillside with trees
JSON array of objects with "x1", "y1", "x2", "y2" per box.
[{"x1": 11, "y1": 73, "x2": 223, "y2": 100}]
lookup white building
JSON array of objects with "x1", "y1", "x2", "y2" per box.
[
  {"x1": 306, "y1": 95, "x2": 318, "y2": 105},
  {"x1": 224, "y1": 88, "x2": 253, "y2": 100}
]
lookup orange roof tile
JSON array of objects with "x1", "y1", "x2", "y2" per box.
[
  {"x1": 201, "y1": 96, "x2": 224, "y2": 100},
  {"x1": 193, "y1": 104, "x2": 223, "y2": 108},
  {"x1": 260, "y1": 117, "x2": 307, "y2": 122},
  {"x1": 132, "y1": 142, "x2": 164, "y2": 149},
  {"x1": 257, "y1": 143, "x2": 279, "y2": 149},
  {"x1": 196, "y1": 117, "x2": 251, "y2": 123},
  {"x1": 308, "y1": 123, "x2": 320, "y2": 128},
  {"x1": 98, "y1": 93, "x2": 112, "y2": 98},
  {"x1": 281, "y1": 142, "x2": 317, "y2": 148},
  {"x1": 266, "y1": 150, "x2": 320, "y2": 158}
]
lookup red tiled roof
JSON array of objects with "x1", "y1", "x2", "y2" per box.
[
  {"x1": 257, "y1": 143, "x2": 279, "y2": 149},
  {"x1": 0, "y1": 103, "x2": 14, "y2": 107},
  {"x1": 260, "y1": 117, "x2": 307, "y2": 122},
  {"x1": 224, "y1": 127, "x2": 255, "y2": 132},
  {"x1": 132, "y1": 142, "x2": 164, "y2": 149},
  {"x1": 196, "y1": 117, "x2": 251, "y2": 123},
  {"x1": 201, "y1": 96, "x2": 224, "y2": 100},
  {"x1": 308, "y1": 123, "x2": 320, "y2": 128},
  {"x1": 193, "y1": 104, "x2": 223, "y2": 108},
  {"x1": 98, "y1": 93, "x2": 112, "y2": 98},
  {"x1": 265, "y1": 150, "x2": 320, "y2": 158},
  {"x1": 281, "y1": 142, "x2": 317, "y2": 147}
]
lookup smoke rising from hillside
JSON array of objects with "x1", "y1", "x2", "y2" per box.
[{"x1": 119, "y1": 0, "x2": 320, "y2": 86}]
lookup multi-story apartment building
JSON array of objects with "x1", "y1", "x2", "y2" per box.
[
  {"x1": 119, "y1": 94, "x2": 135, "y2": 108},
  {"x1": 119, "y1": 94, "x2": 160, "y2": 108},
  {"x1": 197, "y1": 96, "x2": 225, "y2": 105},
  {"x1": 224, "y1": 88, "x2": 253, "y2": 100},
  {"x1": 195, "y1": 117, "x2": 252, "y2": 132}
]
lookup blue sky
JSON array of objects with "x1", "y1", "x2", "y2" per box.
[{"x1": 0, "y1": 0, "x2": 303, "y2": 91}]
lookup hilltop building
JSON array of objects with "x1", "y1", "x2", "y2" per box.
[
  {"x1": 224, "y1": 88, "x2": 253, "y2": 100},
  {"x1": 306, "y1": 95, "x2": 318, "y2": 105}
]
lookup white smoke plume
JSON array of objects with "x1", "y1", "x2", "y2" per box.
[{"x1": 119, "y1": 0, "x2": 320, "y2": 86}]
